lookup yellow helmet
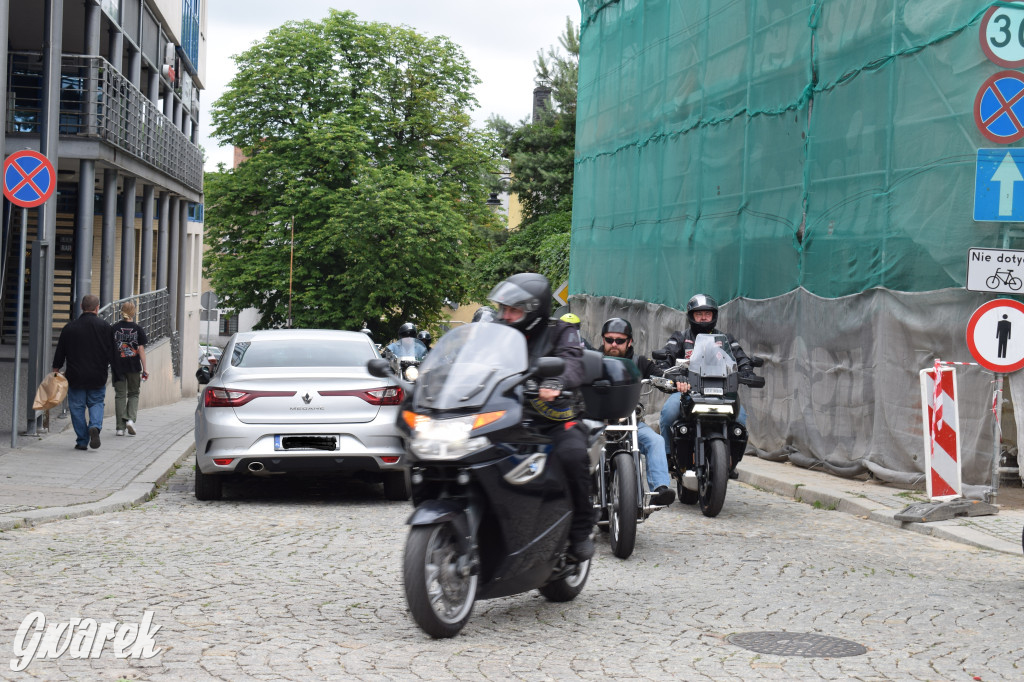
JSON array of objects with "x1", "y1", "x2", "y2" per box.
[{"x1": 560, "y1": 312, "x2": 581, "y2": 325}]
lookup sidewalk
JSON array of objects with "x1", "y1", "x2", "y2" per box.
[
  {"x1": 0, "y1": 399, "x2": 1021, "y2": 557},
  {"x1": 0, "y1": 397, "x2": 197, "y2": 531}
]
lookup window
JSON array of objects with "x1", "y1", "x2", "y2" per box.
[
  {"x1": 181, "y1": 0, "x2": 201, "y2": 72},
  {"x1": 219, "y1": 314, "x2": 239, "y2": 336}
]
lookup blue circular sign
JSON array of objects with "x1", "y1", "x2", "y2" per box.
[
  {"x1": 3, "y1": 150, "x2": 56, "y2": 208},
  {"x1": 974, "y1": 70, "x2": 1024, "y2": 144}
]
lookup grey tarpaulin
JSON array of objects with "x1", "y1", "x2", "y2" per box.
[{"x1": 572, "y1": 287, "x2": 1014, "y2": 489}]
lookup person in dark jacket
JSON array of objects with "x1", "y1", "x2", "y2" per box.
[
  {"x1": 488, "y1": 272, "x2": 595, "y2": 560},
  {"x1": 600, "y1": 317, "x2": 675, "y2": 505},
  {"x1": 111, "y1": 300, "x2": 148, "y2": 436},
  {"x1": 52, "y1": 294, "x2": 113, "y2": 450},
  {"x1": 657, "y1": 294, "x2": 753, "y2": 478}
]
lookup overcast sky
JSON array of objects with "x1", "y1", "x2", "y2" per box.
[{"x1": 200, "y1": 1, "x2": 581, "y2": 171}]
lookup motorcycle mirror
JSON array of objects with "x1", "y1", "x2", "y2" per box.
[
  {"x1": 532, "y1": 356, "x2": 565, "y2": 378},
  {"x1": 367, "y1": 358, "x2": 393, "y2": 378},
  {"x1": 196, "y1": 366, "x2": 212, "y2": 385}
]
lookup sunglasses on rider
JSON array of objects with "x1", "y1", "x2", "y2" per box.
[{"x1": 603, "y1": 336, "x2": 629, "y2": 345}]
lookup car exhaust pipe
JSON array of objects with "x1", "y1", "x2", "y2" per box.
[{"x1": 248, "y1": 461, "x2": 265, "y2": 473}]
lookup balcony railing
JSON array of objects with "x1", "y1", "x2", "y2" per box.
[{"x1": 4, "y1": 52, "x2": 202, "y2": 193}]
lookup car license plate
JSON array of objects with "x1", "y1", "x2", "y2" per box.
[
  {"x1": 274, "y1": 435, "x2": 339, "y2": 451},
  {"x1": 703, "y1": 387, "x2": 724, "y2": 396}
]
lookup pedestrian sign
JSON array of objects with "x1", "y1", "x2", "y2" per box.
[
  {"x1": 974, "y1": 70, "x2": 1024, "y2": 144},
  {"x1": 3, "y1": 150, "x2": 56, "y2": 208},
  {"x1": 966, "y1": 298, "x2": 1024, "y2": 373},
  {"x1": 974, "y1": 149, "x2": 1024, "y2": 221}
]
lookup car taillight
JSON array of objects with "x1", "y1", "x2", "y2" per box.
[
  {"x1": 319, "y1": 386, "x2": 404, "y2": 406},
  {"x1": 204, "y1": 388, "x2": 295, "y2": 407}
]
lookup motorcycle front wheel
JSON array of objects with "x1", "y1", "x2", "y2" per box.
[
  {"x1": 404, "y1": 523, "x2": 478, "y2": 639},
  {"x1": 698, "y1": 439, "x2": 729, "y2": 518},
  {"x1": 609, "y1": 452, "x2": 638, "y2": 559}
]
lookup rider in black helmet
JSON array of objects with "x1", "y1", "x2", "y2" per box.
[
  {"x1": 488, "y1": 273, "x2": 595, "y2": 560},
  {"x1": 471, "y1": 305, "x2": 496, "y2": 323},
  {"x1": 416, "y1": 330, "x2": 432, "y2": 351},
  {"x1": 387, "y1": 322, "x2": 427, "y2": 361},
  {"x1": 657, "y1": 294, "x2": 753, "y2": 479}
]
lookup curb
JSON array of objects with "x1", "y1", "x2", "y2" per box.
[
  {"x1": 0, "y1": 434, "x2": 195, "y2": 532},
  {"x1": 737, "y1": 469, "x2": 1023, "y2": 557}
]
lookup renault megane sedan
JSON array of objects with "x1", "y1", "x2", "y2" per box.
[{"x1": 194, "y1": 329, "x2": 407, "y2": 501}]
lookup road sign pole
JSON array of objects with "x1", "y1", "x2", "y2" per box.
[
  {"x1": 11, "y1": 208, "x2": 28, "y2": 448},
  {"x1": 990, "y1": 374, "x2": 1004, "y2": 505}
]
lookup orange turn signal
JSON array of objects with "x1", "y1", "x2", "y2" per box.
[
  {"x1": 472, "y1": 411, "x2": 506, "y2": 430},
  {"x1": 402, "y1": 411, "x2": 428, "y2": 430}
]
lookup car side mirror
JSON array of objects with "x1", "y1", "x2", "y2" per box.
[
  {"x1": 532, "y1": 356, "x2": 565, "y2": 378},
  {"x1": 367, "y1": 358, "x2": 393, "y2": 378}
]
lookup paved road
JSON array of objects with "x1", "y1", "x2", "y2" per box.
[{"x1": 1, "y1": 469, "x2": 1022, "y2": 681}]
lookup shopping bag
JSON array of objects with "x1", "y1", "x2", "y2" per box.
[{"x1": 33, "y1": 372, "x2": 68, "y2": 411}]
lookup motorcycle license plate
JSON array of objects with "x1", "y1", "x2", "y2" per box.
[{"x1": 703, "y1": 387, "x2": 724, "y2": 396}]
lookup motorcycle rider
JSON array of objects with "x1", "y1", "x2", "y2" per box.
[
  {"x1": 471, "y1": 305, "x2": 496, "y2": 323},
  {"x1": 657, "y1": 294, "x2": 753, "y2": 479},
  {"x1": 560, "y1": 312, "x2": 595, "y2": 350},
  {"x1": 386, "y1": 322, "x2": 428, "y2": 361},
  {"x1": 416, "y1": 330, "x2": 433, "y2": 352},
  {"x1": 600, "y1": 317, "x2": 675, "y2": 506},
  {"x1": 488, "y1": 273, "x2": 595, "y2": 560}
]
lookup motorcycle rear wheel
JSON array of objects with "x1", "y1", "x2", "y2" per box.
[
  {"x1": 404, "y1": 523, "x2": 478, "y2": 639},
  {"x1": 609, "y1": 453, "x2": 638, "y2": 559},
  {"x1": 698, "y1": 439, "x2": 729, "y2": 518},
  {"x1": 538, "y1": 557, "x2": 591, "y2": 602}
]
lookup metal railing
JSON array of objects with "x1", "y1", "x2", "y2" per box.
[
  {"x1": 98, "y1": 288, "x2": 172, "y2": 346},
  {"x1": 5, "y1": 52, "x2": 202, "y2": 192}
]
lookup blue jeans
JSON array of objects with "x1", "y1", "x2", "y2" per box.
[
  {"x1": 68, "y1": 386, "x2": 106, "y2": 447},
  {"x1": 637, "y1": 421, "x2": 671, "y2": 489},
  {"x1": 660, "y1": 392, "x2": 747, "y2": 456}
]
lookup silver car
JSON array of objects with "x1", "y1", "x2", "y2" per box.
[{"x1": 194, "y1": 329, "x2": 407, "y2": 501}]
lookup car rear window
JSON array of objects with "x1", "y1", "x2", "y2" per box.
[{"x1": 231, "y1": 339, "x2": 375, "y2": 368}]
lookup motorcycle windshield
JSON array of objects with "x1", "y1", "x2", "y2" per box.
[
  {"x1": 688, "y1": 334, "x2": 737, "y2": 379},
  {"x1": 415, "y1": 323, "x2": 529, "y2": 410},
  {"x1": 394, "y1": 337, "x2": 421, "y2": 361}
]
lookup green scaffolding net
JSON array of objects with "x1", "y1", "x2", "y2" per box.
[{"x1": 571, "y1": 0, "x2": 1005, "y2": 305}]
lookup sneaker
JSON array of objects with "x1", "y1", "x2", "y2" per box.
[
  {"x1": 729, "y1": 468, "x2": 739, "y2": 480},
  {"x1": 74, "y1": 444, "x2": 88, "y2": 451},
  {"x1": 116, "y1": 429, "x2": 125, "y2": 437},
  {"x1": 125, "y1": 420, "x2": 136, "y2": 436},
  {"x1": 569, "y1": 537, "x2": 595, "y2": 561},
  {"x1": 88, "y1": 427, "x2": 101, "y2": 449},
  {"x1": 652, "y1": 485, "x2": 676, "y2": 506}
]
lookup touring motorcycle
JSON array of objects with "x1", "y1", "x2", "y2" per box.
[
  {"x1": 652, "y1": 334, "x2": 764, "y2": 517},
  {"x1": 386, "y1": 336, "x2": 426, "y2": 382},
  {"x1": 368, "y1": 322, "x2": 638, "y2": 638}
]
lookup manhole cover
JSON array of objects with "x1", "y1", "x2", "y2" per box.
[{"x1": 727, "y1": 631, "x2": 866, "y2": 658}]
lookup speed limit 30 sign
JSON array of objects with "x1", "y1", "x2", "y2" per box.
[{"x1": 981, "y1": 0, "x2": 1024, "y2": 68}]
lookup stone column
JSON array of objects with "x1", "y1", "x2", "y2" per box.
[
  {"x1": 119, "y1": 177, "x2": 137, "y2": 299},
  {"x1": 157, "y1": 191, "x2": 169, "y2": 290},
  {"x1": 139, "y1": 184, "x2": 154, "y2": 294},
  {"x1": 100, "y1": 169, "x2": 118, "y2": 306},
  {"x1": 73, "y1": 160, "x2": 96, "y2": 316}
]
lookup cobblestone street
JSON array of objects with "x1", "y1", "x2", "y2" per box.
[{"x1": 1, "y1": 467, "x2": 1022, "y2": 681}]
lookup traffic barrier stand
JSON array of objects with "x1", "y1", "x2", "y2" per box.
[{"x1": 895, "y1": 362, "x2": 998, "y2": 523}]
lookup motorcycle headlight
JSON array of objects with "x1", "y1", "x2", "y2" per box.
[
  {"x1": 409, "y1": 415, "x2": 491, "y2": 460},
  {"x1": 691, "y1": 404, "x2": 734, "y2": 415},
  {"x1": 405, "y1": 365, "x2": 419, "y2": 381}
]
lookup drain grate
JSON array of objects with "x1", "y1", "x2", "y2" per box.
[{"x1": 727, "y1": 631, "x2": 867, "y2": 658}]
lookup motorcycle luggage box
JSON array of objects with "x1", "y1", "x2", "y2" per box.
[{"x1": 579, "y1": 356, "x2": 642, "y2": 420}]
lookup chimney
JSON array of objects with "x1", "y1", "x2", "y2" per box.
[{"x1": 532, "y1": 82, "x2": 553, "y2": 123}]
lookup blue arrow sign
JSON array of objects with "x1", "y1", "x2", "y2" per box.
[{"x1": 975, "y1": 148, "x2": 1024, "y2": 222}]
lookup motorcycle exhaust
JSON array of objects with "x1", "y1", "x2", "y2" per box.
[
  {"x1": 248, "y1": 461, "x2": 265, "y2": 473},
  {"x1": 681, "y1": 470, "x2": 698, "y2": 492}
]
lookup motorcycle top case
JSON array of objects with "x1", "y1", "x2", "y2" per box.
[{"x1": 578, "y1": 353, "x2": 642, "y2": 420}]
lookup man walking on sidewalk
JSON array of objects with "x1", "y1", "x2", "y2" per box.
[{"x1": 52, "y1": 294, "x2": 113, "y2": 450}]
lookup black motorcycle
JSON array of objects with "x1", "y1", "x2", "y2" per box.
[
  {"x1": 368, "y1": 323, "x2": 638, "y2": 638},
  {"x1": 652, "y1": 334, "x2": 764, "y2": 517},
  {"x1": 591, "y1": 379, "x2": 667, "y2": 559}
]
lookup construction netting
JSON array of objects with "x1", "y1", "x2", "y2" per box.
[{"x1": 570, "y1": 1, "x2": 1024, "y2": 488}]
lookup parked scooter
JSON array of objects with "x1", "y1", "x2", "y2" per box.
[
  {"x1": 591, "y1": 379, "x2": 668, "y2": 559},
  {"x1": 652, "y1": 334, "x2": 764, "y2": 517},
  {"x1": 368, "y1": 322, "x2": 638, "y2": 638}
]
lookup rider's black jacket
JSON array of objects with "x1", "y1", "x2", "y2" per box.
[
  {"x1": 522, "y1": 318, "x2": 586, "y2": 422},
  {"x1": 655, "y1": 327, "x2": 754, "y2": 375}
]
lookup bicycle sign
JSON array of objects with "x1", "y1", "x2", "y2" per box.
[{"x1": 966, "y1": 247, "x2": 1024, "y2": 293}]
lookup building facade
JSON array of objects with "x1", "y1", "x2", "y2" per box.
[{"x1": 1, "y1": 0, "x2": 207, "y2": 436}]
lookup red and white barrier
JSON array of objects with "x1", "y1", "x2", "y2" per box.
[{"x1": 919, "y1": 364, "x2": 962, "y2": 501}]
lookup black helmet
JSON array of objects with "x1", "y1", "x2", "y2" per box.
[
  {"x1": 416, "y1": 330, "x2": 432, "y2": 346},
  {"x1": 601, "y1": 317, "x2": 632, "y2": 338},
  {"x1": 488, "y1": 273, "x2": 551, "y2": 333},
  {"x1": 397, "y1": 322, "x2": 417, "y2": 338},
  {"x1": 686, "y1": 294, "x2": 718, "y2": 334},
  {"x1": 471, "y1": 305, "x2": 496, "y2": 323}
]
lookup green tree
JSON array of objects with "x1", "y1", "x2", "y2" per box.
[
  {"x1": 481, "y1": 18, "x2": 578, "y2": 288},
  {"x1": 204, "y1": 10, "x2": 501, "y2": 338}
]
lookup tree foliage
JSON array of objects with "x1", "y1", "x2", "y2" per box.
[
  {"x1": 204, "y1": 10, "x2": 501, "y2": 338},
  {"x1": 481, "y1": 18, "x2": 578, "y2": 289}
]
